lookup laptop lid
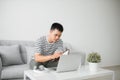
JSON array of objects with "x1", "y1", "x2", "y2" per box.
[{"x1": 56, "y1": 54, "x2": 81, "y2": 73}]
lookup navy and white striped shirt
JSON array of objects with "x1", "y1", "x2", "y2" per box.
[{"x1": 35, "y1": 36, "x2": 65, "y2": 55}]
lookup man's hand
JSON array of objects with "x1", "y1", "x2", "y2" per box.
[{"x1": 51, "y1": 52, "x2": 62, "y2": 60}]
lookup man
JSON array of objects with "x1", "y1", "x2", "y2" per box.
[{"x1": 30, "y1": 23, "x2": 65, "y2": 69}]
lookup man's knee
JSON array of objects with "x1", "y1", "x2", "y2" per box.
[{"x1": 29, "y1": 59, "x2": 42, "y2": 69}]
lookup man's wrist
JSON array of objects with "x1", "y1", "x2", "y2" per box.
[{"x1": 49, "y1": 55, "x2": 54, "y2": 60}]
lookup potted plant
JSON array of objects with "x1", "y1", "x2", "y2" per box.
[{"x1": 87, "y1": 52, "x2": 101, "y2": 72}]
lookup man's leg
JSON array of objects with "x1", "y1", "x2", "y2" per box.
[
  {"x1": 29, "y1": 59, "x2": 42, "y2": 70},
  {"x1": 45, "y1": 60, "x2": 59, "y2": 68},
  {"x1": 29, "y1": 59, "x2": 59, "y2": 69}
]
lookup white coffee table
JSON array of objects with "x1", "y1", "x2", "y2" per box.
[{"x1": 24, "y1": 65, "x2": 114, "y2": 80}]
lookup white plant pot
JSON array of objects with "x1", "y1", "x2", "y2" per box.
[{"x1": 89, "y1": 63, "x2": 98, "y2": 72}]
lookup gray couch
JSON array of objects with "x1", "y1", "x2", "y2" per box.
[
  {"x1": 0, "y1": 40, "x2": 85, "y2": 80},
  {"x1": 0, "y1": 40, "x2": 36, "y2": 80}
]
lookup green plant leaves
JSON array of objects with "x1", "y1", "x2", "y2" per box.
[{"x1": 87, "y1": 52, "x2": 101, "y2": 63}]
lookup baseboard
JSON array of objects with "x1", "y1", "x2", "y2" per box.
[{"x1": 102, "y1": 65, "x2": 120, "y2": 71}]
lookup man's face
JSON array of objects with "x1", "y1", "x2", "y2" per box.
[{"x1": 49, "y1": 29, "x2": 62, "y2": 43}]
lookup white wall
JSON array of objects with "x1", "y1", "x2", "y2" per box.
[{"x1": 0, "y1": 0, "x2": 120, "y2": 67}]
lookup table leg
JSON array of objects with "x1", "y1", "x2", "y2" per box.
[
  {"x1": 112, "y1": 71, "x2": 115, "y2": 80},
  {"x1": 24, "y1": 73, "x2": 27, "y2": 80}
]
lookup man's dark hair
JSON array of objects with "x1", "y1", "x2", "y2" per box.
[{"x1": 50, "y1": 23, "x2": 64, "y2": 32}]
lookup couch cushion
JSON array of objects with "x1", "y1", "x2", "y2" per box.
[
  {"x1": 19, "y1": 45, "x2": 27, "y2": 64},
  {"x1": 0, "y1": 45, "x2": 23, "y2": 66},
  {"x1": 25, "y1": 46, "x2": 35, "y2": 64},
  {"x1": 1, "y1": 64, "x2": 29, "y2": 79},
  {"x1": 0, "y1": 40, "x2": 36, "y2": 64}
]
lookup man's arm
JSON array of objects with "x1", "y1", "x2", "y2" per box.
[{"x1": 34, "y1": 52, "x2": 62, "y2": 62}]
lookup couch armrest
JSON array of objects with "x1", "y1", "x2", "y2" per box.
[{"x1": 0, "y1": 57, "x2": 2, "y2": 80}]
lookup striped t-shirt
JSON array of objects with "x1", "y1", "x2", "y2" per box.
[{"x1": 35, "y1": 36, "x2": 65, "y2": 55}]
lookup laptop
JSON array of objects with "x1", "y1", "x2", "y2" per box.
[{"x1": 52, "y1": 54, "x2": 81, "y2": 73}]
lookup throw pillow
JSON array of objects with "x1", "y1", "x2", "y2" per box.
[
  {"x1": 0, "y1": 45, "x2": 23, "y2": 66},
  {"x1": 25, "y1": 46, "x2": 35, "y2": 64}
]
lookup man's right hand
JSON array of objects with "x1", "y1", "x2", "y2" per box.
[{"x1": 51, "y1": 52, "x2": 62, "y2": 60}]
